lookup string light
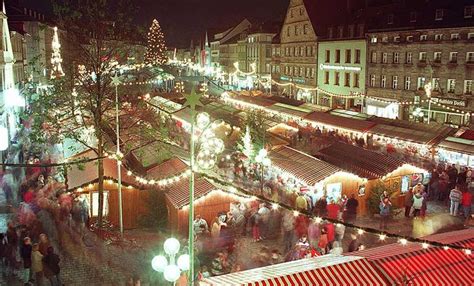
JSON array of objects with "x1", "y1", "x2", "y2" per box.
[
  {"x1": 379, "y1": 234, "x2": 387, "y2": 241},
  {"x1": 399, "y1": 238, "x2": 408, "y2": 246},
  {"x1": 422, "y1": 243, "x2": 429, "y2": 249},
  {"x1": 357, "y1": 229, "x2": 365, "y2": 235}
]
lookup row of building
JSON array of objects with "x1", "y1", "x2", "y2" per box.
[{"x1": 174, "y1": 0, "x2": 474, "y2": 127}]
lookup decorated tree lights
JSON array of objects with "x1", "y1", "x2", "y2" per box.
[
  {"x1": 144, "y1": 19, "x2": 167, "y2": 66},
  {"x1": 51, "y1": 27, "x2": 65, "y2": 79},
  {"x1": 239, "y1": 126, "x2": 254, "y2": 161}
]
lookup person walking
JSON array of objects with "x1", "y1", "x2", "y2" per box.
[
  {"x1": 449, "y1": 185, "x2": 462, "y2": 216},
  {"x1": 379, "y1": 198, "x2": 391, "y2": 230},
  {"x1": 281, "y1": 211, "x2": 295, "y2": 253},
  {"x1": 461, "y1": 190, "x2": 472, "y2": 225},
  {"x1": 31, "y1": 243, "x2": 44, "y2": 286},
  {"x1": 345, "y1": 195, "x2": 359, "y2": 223},
  {"x1": 20, "y1": 237, "x2": 32, "y2": 285},
  {"x1": 404, "y1": 188, "x2": 414, "y2": 218},
  {"x1": 43, "y1": 247, "x2": 61, "y2": 286},
  {"x1": 412, "y1": 192, "x2": 423, "y2": 218}
]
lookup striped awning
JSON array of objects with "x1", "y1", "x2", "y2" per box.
[
  {"x1": 201, "y1": 255, "x2": 389, "y2": 286},
  {"x1": 269, "y1": 146, "x2": 342, "y2": 186},
  {"x1": 354, "y1": 229, "x2": 474, "y2": 285}
]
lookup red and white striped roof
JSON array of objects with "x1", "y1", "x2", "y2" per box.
[
  {"x1": 200, "y1": 255, "x2": 389, "y2": 286},
  {"x1": 353, "y1": 229, "x2": 474, "y2": 285}
]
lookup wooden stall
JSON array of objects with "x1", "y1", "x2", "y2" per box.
[
  {"x1": 164, "y1": 178, "x2": 240, "y2": 235},
  {"x1": 317, "y1": 142, "x2": 428, "y2": 210},
  {"x1": 67, "y1": 150, "x2": 149, "y2": 229}
]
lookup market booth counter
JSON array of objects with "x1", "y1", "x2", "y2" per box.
[
  {"x1": 267, "y1": 146, "x2": 368, "y2": 212},
  {"x1": 67, "y1": 150, "x2": 149, "y2": 229},
  {"x1": 317, "y1": 142, "x2": 428, "y2": 211},
  {"x1": 164, "y1": 177, "x2": 241, "y2": 235}
]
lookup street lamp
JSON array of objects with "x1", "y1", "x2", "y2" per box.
[
  {"x1": 255, "y1": 148, "x2": 271, "y2": 193},
  {"x1": 152, "y1": 237, "x2": 190, "y2": 284},
  {"x1": 412, "y1": 107, "x2": 424, "y2": 122},
  {"x1": 185, "y1": 90, "x2": 225, "y2": 284}
]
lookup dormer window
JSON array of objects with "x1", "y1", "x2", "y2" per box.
[
  {"x1": 435, "y1": 9, "x2": 444, "y2": 20},
  {"x1": 387, "y1": 14, "x2": 394, "y2": 24},
  {"x1": 465, "y1": 6, "x2": 473, "y2": 18}
]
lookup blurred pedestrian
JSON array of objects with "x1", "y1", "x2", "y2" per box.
[
  {"x1": 344, "y1": 195, "x2": 358, "y2": 223},
  {"x1": 20, "y1": 237, "x2": 32, "y2": 285},
  {"x1": 31, "y1": 243, "x2": 44, "y2": 286},
  {"x1": 404, "y1": 188, "x2": 414, "y2": 218},
  {"x1": 449, "y1": 184, "x2": 462, "y2": 216},
  {"x1": 379, "y1": 198, "x2": 391, "y2": 229},
  {"x1": 43, "y1": 247, "x2": 61, "y2": 286}
]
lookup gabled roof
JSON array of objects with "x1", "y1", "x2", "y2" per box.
[
  {"x1": 317, "y1": 142, "x2": 408, "y2": 180},
  {"x1": 165, "y1": 177, "x2": 218, "y2": 209},
  {"x1": 269, "y1": 146, "x2": 342, "y2": 186},
  {"x1": 305, "y1": 111, "x2": 376, "y2": 133},
  {"x1": 146, "y1": 157, "x2": 188, "y2": 180}
]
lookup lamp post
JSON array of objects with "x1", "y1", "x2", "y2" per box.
[
  {"x1": 152, "y1": 237, "x2": 190, "y2": 284},
  {"x1": 111, "y1": 74, "x2": 124, "y2": 236},
  {"x1": 255, "y1": 148, "x2": 271, "y2": 194},
  {"x1": 184, "y1": 89, "x2": 225, "y2": 284}
]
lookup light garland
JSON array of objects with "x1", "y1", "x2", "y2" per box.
[{"x1": 51, "y1": 26, "x2": 65, "y2": 79}]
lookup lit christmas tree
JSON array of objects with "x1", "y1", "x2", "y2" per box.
[
  {"x1": 239, "y1": 126, "x2": 254, "y2": 160},
  {"x1": 144, "y1": 19, "x2": 167, "y2": 66},
  {"x1": 51, "y1": 26, "x2": 65, "y2": 79}
]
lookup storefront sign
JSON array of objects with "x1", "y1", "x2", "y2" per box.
[
  {"x1": 279, "y1": 76, "x2": 305, "y2": 84},
  {"x1": 431, "y1": 97, "x2": 467, "y2": 107},
  {"x1": 319, "y1": 64, "x2": 361, "y2": 72}
]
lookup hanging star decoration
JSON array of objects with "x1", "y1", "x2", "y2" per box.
[
  {"x1": 111, "y1": 74, "x2": 122, "y2": 86},
  {"x1": 184, "y1": 88, "x2": 203, "y2": 110}
]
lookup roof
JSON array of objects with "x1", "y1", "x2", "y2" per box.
[
  {"x1": 305, "y1": 111, "x2": 376, "y2": 133},
  {"x1": 352, "y1": 229, "x2": 474, "y2": 286},
  {"x1": 302, "y1": 0, "x2": 352, "y2": 36},
  {"x1": 267, "y1": 96, "x2": 305, "y2": 107},
  {"x1": 459, "y1": 129, "x2": 474, "y2": 141},
  {"x1": 201, "y1": 255, "x2": 389, "y2": 286},
  {"x1": 369, "y1": 123, "x2": 453, "y2": 146},
  {"x1": 269, "y1": 146, "x2": 342, "y2": 186},
  {"x1": 317, "y1": 142, "x2": 408, "y2": 180},
  {"x1": 67, "y1": 149, "x2": 136, "y2": 190},
  {"x1": 268, "y1": 103, "x2": 313, "y2": 119},
  {"x1": 146, "y1": 157, "x2": 188, "y2": 180},
  {"x1": 165, "y1": 177, "x2": 218, "y2": 209},
  {"x1": 438, "y1": 137, "x2": 474, "y2": 156},
  {"x1": 229, "y1": 93, "x2": 275, "y2": 107}
]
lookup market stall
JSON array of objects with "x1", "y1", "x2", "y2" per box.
[
  {"x1": 317, "y1": 142, "x2": 428, "y2": 211},
  {"x1": 68, "y1": 150, "x2": 148, "y2": 229},
  {"x1": 200, "y1": 255, "x2": 389, "y2": 285},
  {"x1": 437, "y1": 136, "x2": 474, "y2": 168}
]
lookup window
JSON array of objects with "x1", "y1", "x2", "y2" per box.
[
  {"x1": 90, "y1": 191, "x2": 109, "y2": 217},
  {"x1": 435, "y1": 34, "x2": 443, "y2": 41},
  {"x1": 419, "y1": 52, "x2": 427, "y2": 62},
  {"x1": 450, "y1": 52, "x2": 458, "y2": 63},
  {"x1": 447, "y1": 79, "x2": 456, "y2": 93},
  {"x1": 285, "y1": 66, "x2": 288, "y2": 75},
  {"x1": 354, "y1": 73, "x2": 360, "y2": 88},
  {"x1": 312, "y1": 46, "x2": 316, "y2": 56},
  {"x1": 345, "y1": 49, "x2": 351, "y2": 63},
  {"x1": 290, "y1": 9, "x2": 294, "y2": 18},
  {"x1": 393, "y1": 52, "x2": 400, "y2": 63},
  {"x1": 311, "y1": 68, "x2": 315, "y2": 78},
  {"x1": 433, "y1": 78, "x2": 440, "y2": 91},
  {"x1": 306, "y1": 68, "x2": 310, "y2": 78},
  {"x1": 451, "y1": 33, "x2": 460, "y2": 40},
  {"x1": 303, "y1": 24, "x2": 308, "y2": 35},
  {"x1": 434, "y1": 52, "x2": 442, "y2": 62},
  {"x1": 295, "y1": 25, "x2": 299, "y2": 36},
  {"x1": 300, "y1": 46, "x2": 305, "y2": 57},
  {"x1": 405, "y1": 76, "x2": 411, "y2": 90},
  {"x1": 290, "y1": 47, "x2": 294, "y2": 56},
  {"x1": 465, "y1": 6, "x2": 473, "y2": 18},
  {"x1": 344, "y1": 72, "x2": 350, "y2": 87},
  {"x1": 417, "y1": 77, "x2": 426, "y2": 89},
  {"x1": 393, "y1": 36, "x2": 400, "y2": 42},
  {"x1": 325, "y1": 50, "x2": 330, "y2": 63},
  {"x1": 324, "y1": 71, "x2": 330, "y2": 84},
  {"x1": 467, "y1": 52, "x2": 474, "y2": 63},
  {"x1": 406, "y1": 35, "x2": 413, "y2": 42},
  {"x1": 410, "y1": 11, "x2": 417, "y2": 22},
  {"x1": 295, "y1": 47, "x2": 299, "y2": 56},
  {"x1": 382, "y1": 53, "x2": 388, "y2": 63},
  {"x1": 435, "y1": 9, "x2": 444, "y2": 20},
  {"x1": 335, "y1": 49, "x2": 341, "y2": 63},
  {"x1": 382, "y1": 36, "x2": 389, "y2": 43},
  {"x1": 387, "y1": 14, "x2": 394, "y2": 24},
  {"x1": 381, "y1": 75, "x2": 386, "y2": 88},
  {"x1": 392, "y1": 76, "x2": 398, "y2": 89},
  {"x1": 469, "y1": 33, "x2": 474, "y2": 40},
  {"x1": 334, "y1": 72, "x2": 340, "y2": 85},
  {"x1": 370, "y1": 74, "x2": 376, "y2": 87},
  {"x1": 285, "y1": 47, "x2": 289, "y2": 56},
  {"x1": 355, "y1": 49, "x2": 361, "y2": 64},
  {"x1": 371, "y1": 51, "x2": 377, "y2": 63},
  {"x1": 370, "y1": 37, "x2": 377, "y2": 43},
  {"x1": 406, "y1": 52, "x2": 413, "y2": 64},
  {"x1": 300, "y1": 67, "x2": 304, "y2": 76},
  {"x1": 306, "y1": 46, "x2": 311, "y2": 57},
  {"x1": 465, "y1": 80, "x2": 473, "y2": 94},
  {"x1": 420, "y1": 34, "x2": 428, "y2": 41},
  {"x1": 287, "y1": 26, "x2": 290, "y2": 36},
  {"x1": 300, "y1": 7, "x2": 304, "y2": 15}
]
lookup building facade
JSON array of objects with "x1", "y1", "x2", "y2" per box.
[{"x1": 365, "y1": 1, "x2": 474, "y2": 126}]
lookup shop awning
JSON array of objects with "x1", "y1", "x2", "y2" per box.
[
  {"x1": 149, "y1": 95, "x2": 183, "y2": 113},
  {"x1": 317, "y1": 142, "x2": 408, "y2": 179},
  {"x1": 268, "y1": 103, "x2": 313, "y2": 118},
  {"x1": 438, "y1": 137, "x2": 474, "y2": 156},
  {"x1": 201, "y1": 255, "x2": 389, "y2": 286},
  {"x1": 165, "y1": 177, "x2": 218, "y2": 209},
  {"x1": 267, "y1": 95, "x2": 306, "y2": 107},
  {"x1": 229, "y1": 93, "x2": 276, "y2": 107},
  {"x1": 304, "y1": 111, "x2": 376, "y2": 133},
  {"x1": 269, "y1": 146, "x2": 342, "y2": 186},
  {"x1": 353, "y1": 229, "x2": 474, "y2": 286}
]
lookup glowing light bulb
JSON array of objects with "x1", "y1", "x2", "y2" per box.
[
  {"x1": 422, "y1": 243, "x2": 429, "y2": 249},
  {"x1": 379, "y1": 234, "x2": 386, "y2": 241},
  {"x1": 400, "y1": 238, "x2": 408, "y2": 246},
  {"x1": 357, "y1": 229, "x2": 364, "y2": 235}
]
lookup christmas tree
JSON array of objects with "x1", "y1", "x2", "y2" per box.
[
  {"x1": 51, "y1": 26, "x2": 65, "y2": 79},
  {"x1": 144, "y1": 19, "x2": 167, "y2": 66},
  {"x1": 238, "y1": 126, "x2": 254, "y2": 161}
]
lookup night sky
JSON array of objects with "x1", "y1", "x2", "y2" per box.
[{"x1": 22, "y1": 0, "x2": 289, "y2": 47}]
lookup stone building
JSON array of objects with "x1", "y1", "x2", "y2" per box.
[{"x1": 365, "y1": 0, "x2": 474, "y2": 126}]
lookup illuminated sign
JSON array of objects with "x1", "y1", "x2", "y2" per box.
[
  {"x1": 280, "y1": 76, "x2": 305, "y2": 84},
  {"x1": 431, "y1": 97, "x2": 467, "y2": 107},
  {"x1": 319, "y1": 64, "x2": 362, "y2": 72}
]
